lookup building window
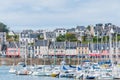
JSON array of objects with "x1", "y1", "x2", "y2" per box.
[
  {"x1": 35, "y1": 46, "x2": 37, "y2": 49},
  {"x1": 55, "y1": 51, "x2": 58, "y2": 52},
  {"x1": 26, "y1": 34, "x2": 28, "y2": 37},
  {"x1": 37, "y1": 46, "x2": 39, "y2": 49},
  {"x1": 118, "y1": 55, "x2": 120, "y2": 58},
  {"x1": 102, "y1": 55, "x2": 104, "y2": 58},
  {"x1": 26, "y1": 39, "x2": 28, "y2": 42},
  {"x1": 22, "y1": 39, "x2": 24, "y2": 41},
  {"x1": 113, "y1": 55, "x2": 116, "y2": 58},
  {"x1": 22, "y1": 34, "x2": 24, "y2": 37}
]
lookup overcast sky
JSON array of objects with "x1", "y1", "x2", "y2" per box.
[{"x1": 0, "y1": 0, "x2": 120, "y2": 31}]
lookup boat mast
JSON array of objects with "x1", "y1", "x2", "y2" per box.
[
  {"x1": 77, "y1": 41, "x2": 80, "y2": 65},
  {"x1": 43, "y1": 40, "x2": 45, "y2": 65},
  {"x1": 97, "y1": 31, "x2": 99, "y2": 63},
  {"x1": 109, "y1": 29, "x2": 113, "y2": 66},
  {"x1": 53, "y1": 41, "x2": 56, "y2": 65},
  {"x1": 68, "y1": 40, "x2": 71, "y2": 64},
  {"x1": 115, "y1": 29, "x2": 118, "y2": 64}
]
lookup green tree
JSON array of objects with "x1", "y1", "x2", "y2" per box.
[
  {"x1": 65, "y1": 33, "x2": 77, "y2": 41},
  {"x1": 87, "y1": 25, "x2": 91, "y2": 31},
  {"x1": 56, "y1": 34, "x2": 65, "y2": 41},
  {"x1": 37, "y1": 34, "x2": 44, "y2": 40},
  {"x1": 28, "y1": 43, "x2": 34, "y2": 45},
  {"x1": 14, "y1": 35, "x2": 19, "y2": 41},
  {"x1": 6, "y1": 33, "x2": 19, "y2": 42},
  {"x1": 117, "y1": 35, "x2": 120, "y2": 41},
  {"x1": 56, "y1": 33, "x2": 78, "y2": 42},
  {"x1": 93, "y1": 36, "x2": 97, "y2": 43},
  {"x1": 0, "y1": 22, "x2": 9, "y2": 32},
  {"x1": 81, "y1": 36, "x2": 88, "y2": 43}
]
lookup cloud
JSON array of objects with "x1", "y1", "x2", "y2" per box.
[{"x1": 0, "y1": 0, "x2": 120, "y2": 30}]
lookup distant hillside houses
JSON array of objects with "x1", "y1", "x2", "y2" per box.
[
  {"x1": 0, "y1": 23, "x2": 120, "y2": 58},
  {"x1": 18, "y1": 23, "x2": 120, "y2": 43}
]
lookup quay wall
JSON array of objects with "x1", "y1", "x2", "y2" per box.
[{"x1": 0, "y1": 57, "x2": 117, "y2": 66}]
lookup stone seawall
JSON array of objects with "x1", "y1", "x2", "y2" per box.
[{"x1": 0, "y1": 57, "x2": 117, "y2": 66}]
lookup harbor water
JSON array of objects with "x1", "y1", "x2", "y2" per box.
[
  {"x1": 0, "y1": 65, "x2": 115, "y2": 80},
  {"x1": 0, "y1": 66, "x2": 74, "y2": 80}
]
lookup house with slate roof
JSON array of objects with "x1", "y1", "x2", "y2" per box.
[
  {"x1": 48, "y1": 41, "x2": 65, "y2": 57},
  {"x1": 94, "y1": 23, "x2": 104, "y2": 36},
  {"x1": 34, "y1": 40, "x2": 49, "y2": 58},
  {"x1": 19, "y1": 30, "x2": 38, "y2": 43},
  {"x1": 75, "y1": 26, "x2": 86, "y2": 41},
  {"x1": 54, "y1": 28, "x2": 67, "y2": 37},
  {"x1": 65, "y1": 42, "x2": 77, "y2": 56},
  {"x1": 19, "y1": 41, "x2": 28, "y2": 58},
  {"x1": 49, "y1": 41, "x2": 77, "y2": 57},
  {"x1": 6, "y1": 42, "x2": 20, "y2": 57},
  {"x1": 75, "y1": 26, "x2": 86, "y2": 36},
  {"x1": 67, "y1": 28, "x2": 75, "y2": 33},
  {"x1": 76, "y1": 43, "x2": 89, "y2": 57},
  {"x1": 44, "y1": 32, "x2": 56, "y2": 41}
]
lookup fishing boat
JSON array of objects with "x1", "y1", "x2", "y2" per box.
[
  {"x1": 74, "y1": 70, "x2": 84, "y2": 79},
  {"x1": 86, "y1": 76, "x2": 96, "y2": 79},
  {"x1": 113, "y1": 66, "x2": 120, "y2": 79},
  {"x1": 86, "y1": 71, "x2": 98, "y2": 79},
  {"x1": 59, "y1": 65, "x2": 75, "y2": 78},
  {"x1": 50, "y1": 66, "x2": 60, "y2": 77},
  {"x1": 32, "y1": 71, "x2": 46, "y2": 76},
  {"x1": 98, "y1": 69, "x2": 113, "y2": 80},
  {"x1": 16, "y1": 67, "x2": 32, "y2": 75},
  {"x1": 59, "y1": 71, "x2": 75, "y2": 78},
  {"x1": 51, "y1": 73, "x2": 59, "y2": 77},
  {"x1": 9, "y1": 64, "x2": 16, "y2": 74},
  {"x1": 32, "y1": 66, "x2": 52, "y2": 76},
  {"x1": 113, "y1": 75, "x2": 120, "y2": 79}
]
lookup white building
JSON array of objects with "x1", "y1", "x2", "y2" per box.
[
  {"x1": 75, "y1": 26, "x2": 86, "y2": 36},
  {"x1": 19, "y1": 30, "x2": 37, "y2": 43},
  {"x1": 44, "y1": 31, "x2": 56, "y2": 41},
  {"x1": 54, "y1": 28, "x2": 67, "y2": 37},
  {"x1": 34, "y1": 40, "x2": 49, "y2": 58}
]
